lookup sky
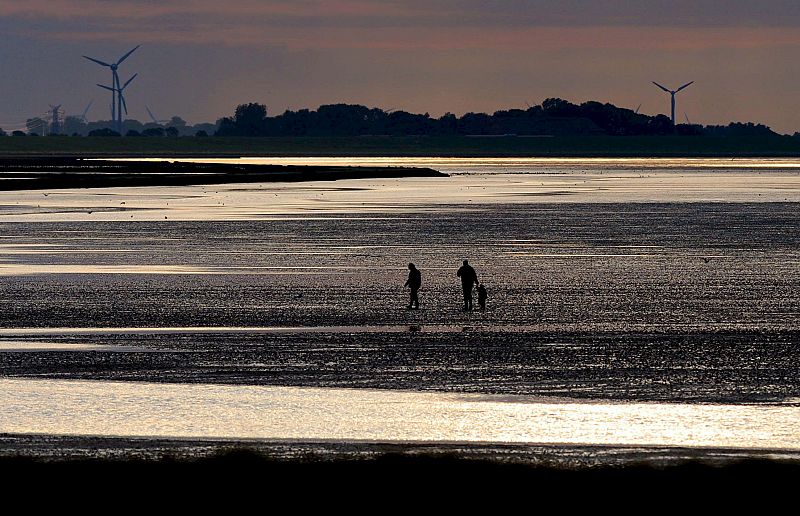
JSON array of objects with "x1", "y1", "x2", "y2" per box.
[{"x1": 1, "y1": 0, "x2": 799, "y2": 133}]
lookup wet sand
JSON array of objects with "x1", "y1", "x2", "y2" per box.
[
  {"x1": 0, "y1": 201, "x2": 797, "y2": 402},
  {"x1": 5, "y1": 432, "x2": 799, "y2": 466},
  {"x1": 2, "y1": 328, "x2": 797, "y2": 402}
]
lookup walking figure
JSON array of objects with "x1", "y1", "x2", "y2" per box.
[
  {"x1": 405, "y1": 262, "x2": 421, "y2": 309},
  {"x1": 457, "y1": 259, "x2": 479, "y2": 311},
  {"x1": 477, "y1": 283, "x2": 487, "y2": 310}
]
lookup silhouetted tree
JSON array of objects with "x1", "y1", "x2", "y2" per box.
[
  {"x1": 62, "y1": 116, "x2": 86, "y2": 136},
  {"x1": 88, "y1": 128, "x2": 121, "y2": 137},
  {"x1": 704, "y1": 122, "x2": 776, "y2": 137},
  {"x1": 458, "y1": 112, "x2": 493, "y2": 134},
  {"x1": 216, "y1": 103, "x2": 268, "y2": 136},
  {"x1": 542, "y1": 98, "x2": 581, "y2": 117},
  {"x1": 167, "y1": 116, "x2": 187, "y2": 128},
  {"x1": 676, "y1": 124, "x2": 704, "y2": 136},
  {"x1": 165, "y1": 126, "x2": 179, "y2": 138},
  {"x1": 192, "y1": 123, "x2": 217, "y2": 136},
  {"x1": 142, "y1": 127, "x2": 165, "y2": 137},
  {"x1": 126, "y1": 130, "x2": 142, "y2": 137},
  {"x1": 384, "y1": 110, "x2": 434, "y2": 135},
  {"x1": 210, "y1": 100, "x2": 781, "y2": 138},
  {"x1": 438, "y1": 113, "x2": 457, "y2": 135}
]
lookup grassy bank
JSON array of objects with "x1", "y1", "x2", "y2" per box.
[{"x1": 2, "y1": 135, "x2": 800, "y2": 157}]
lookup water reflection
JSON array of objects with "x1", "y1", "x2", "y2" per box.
[
  {"x1": 0, "y1": 341, "x2": 154, "y2": 352},
  {"x1": 0, "y1": 158, "x2": 798, "y2": 222},
  {"x1": 1, "y1": 378, "x2": 798, "y2": 449},
  {"x1": 123, "y1": 157, "x2": 800, "y2": 169}
]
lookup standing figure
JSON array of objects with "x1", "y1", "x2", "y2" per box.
[
  {"x1": 405, "y1": 262, "x2": 422, "y2": 309},
  {"x1": 477, "y1": 283, "x2": 488, "y2": 310},
  {"x1": 457, "y1": 259, "x2": 479, "y2": 311}
]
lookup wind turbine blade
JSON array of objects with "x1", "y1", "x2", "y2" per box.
[
  {"x1": 116, "y1": 45, "x2": 140, "y2": 65},
  {"x1": 120, "y1": 95, "x2": 128, "y2": 116},
  {"x1": 635, "y1": 104, "x2": 642, "y2": 114},
  {"x1": 113, "y1": 69, "x2": 120, "y2": 90},
  {"x1": 652, "y1": 81, "x2": 670, "y2": 93},
  {"x1": 82, "y1": 100, "x2": 94, "y2": 119},
  {"x1": 83, "y1": 56, "x2": 111, "y2": 67},
  {"x1": 146, "y1": 106, "x2": 158, "y2": 124},
  {"x1": 676, "y1": 81, "x2": 694, "y2": 92},
  {"x1": 121, "y1": 73, "x2": 138, "y2": 90},
  {"x1": 97, "y1": 84, "x2": 115, "y2": 92}
]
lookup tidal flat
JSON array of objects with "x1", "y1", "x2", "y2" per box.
[{"x1": 0, "y1": 158, "x2": 798, "y2": 467}]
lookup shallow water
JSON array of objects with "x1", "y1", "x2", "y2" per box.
[
  {"x1": 2, "y1": 377, "x2": 799, "y2": 449},
  {"x1": 0, "y1": 158, "x2": 798, "y2": 222}
]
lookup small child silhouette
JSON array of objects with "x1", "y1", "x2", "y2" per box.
[{"x1": 477, "y1": 283, "x2": 487, "y2": 310}]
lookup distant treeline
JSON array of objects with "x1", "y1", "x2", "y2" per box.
[
  {"x1": 3, "y1": 116, "x2": 218, "y2": 138},
  {"x1": 215, "y1": 99, "x2": 781, "y2": 138},
  {"x1": 1, "y1": 98, "x2": 788, "y2": 138}
]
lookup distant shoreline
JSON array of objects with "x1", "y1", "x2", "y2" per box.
[
  {"x1": 2, "y1": 135, "x2": 800, "y2": 158},
  {"x1": 0, "y1": 158, "x2": 447, "y2": 191}
]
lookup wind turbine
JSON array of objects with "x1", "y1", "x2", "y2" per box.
[
  {"x1": 83, "y1": 45, "x2": 140, "y2": 133},
  {"x1": 97, "y1": 84, "x2": 117, "y2": 126},
  {"x1": 48, "y1": 104, "x2": 64, "y2": 134},
  {"x1": 146, "y1": 106, "x2": 169, "y2": 125},
  {"x1": 80, "y1": 100, "x2": 94, "y2": 123},
  {"x1": 97, "y1": 73, "x2": 137, "y2": 134},
  {"x1": 652, "y1": 81, "x2": 693, "y2": 128}
]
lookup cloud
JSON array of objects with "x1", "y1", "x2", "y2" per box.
[
  {"x1": 0, "y1": 1, "x2": 408, "y2": 21},
  {"x1": 3, "y1": 0, "x2": 800, "y2": 28},
  {"x1": 3, "y1": 0, "x2": 800, "y2": 51}
]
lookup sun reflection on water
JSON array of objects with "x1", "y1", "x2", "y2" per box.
[{"x1": 1, "y1": 378, "x2": 798, "y2": 450}]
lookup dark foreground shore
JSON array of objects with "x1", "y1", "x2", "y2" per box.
[
  {"x1": 2, "y1": 435, "x2": 798, "y2": 508},
  {"x1": 0, "y1": 157, "x2": 446, "y2": 191}
]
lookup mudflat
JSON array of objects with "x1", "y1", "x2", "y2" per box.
[
  {"x1": 1, "y1": 159, "x2": 798, "y2": 467},
  {"x1": 1, "y1": 202, "x2": 797, "y2": 403},
  {"x1": 0, "y1": 157, "x2": 445, "y2": 191}
]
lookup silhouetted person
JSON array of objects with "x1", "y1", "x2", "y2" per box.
[
  {"x1": 405, "y1": 262, "x2": 421, "y2": 309},
  {"x1": 457, "y1": 260, "x2": 479, "y2": 311},
  {"x1": 477, "y1": 283, "x2": 487, "y2": 310}
]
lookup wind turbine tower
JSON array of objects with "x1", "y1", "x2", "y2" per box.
[
  {"x1": 49, "y1": 104, "x2": 63, "y2": 135},
  {"x1": 83, "y1": 45, "x2": 140, "y2": 134},
  {"x1": 97, "y1": 74, "x2": 137, "y2": 134},
  {"x1": 652, "y1": 81, "x2": 694, "y2": 129}
]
